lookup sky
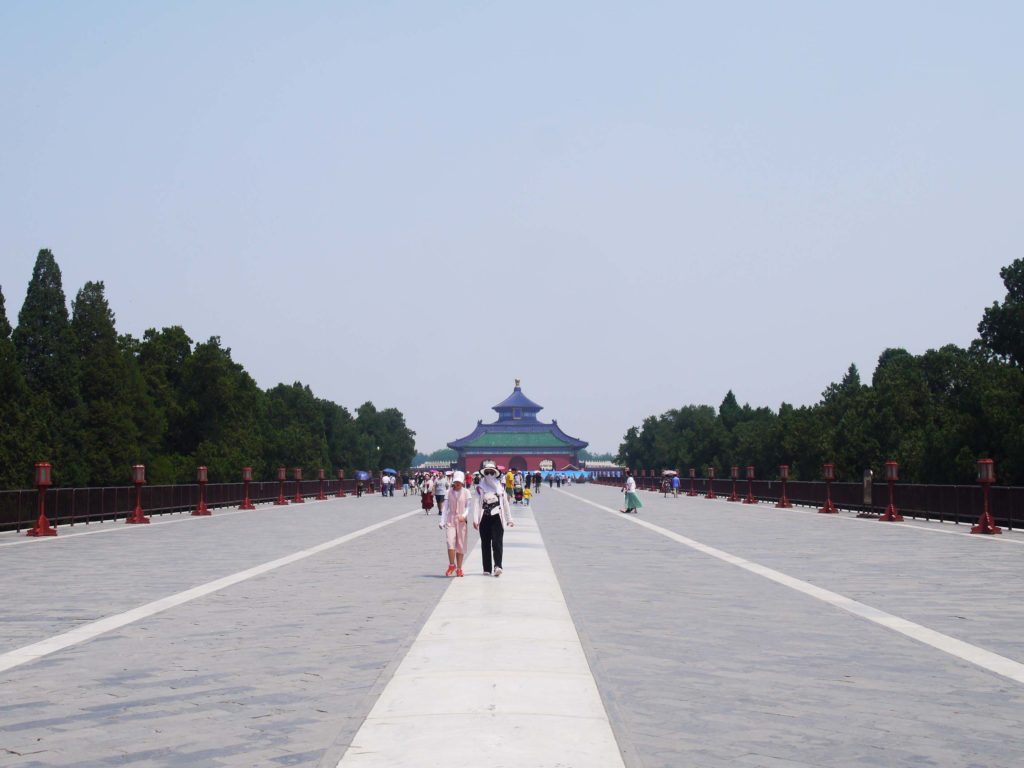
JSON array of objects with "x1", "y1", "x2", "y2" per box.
[{"x1": 1, "y1": 1, "x2": 1022, "y2": 454}]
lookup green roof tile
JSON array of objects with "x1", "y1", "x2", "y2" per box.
[{"x1": 460, "y1": 431, "x2": 575, "y2": 448}]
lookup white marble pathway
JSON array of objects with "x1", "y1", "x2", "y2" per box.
[{"x1": 335, "y1": 506, "x2": 625, "y2": 768}]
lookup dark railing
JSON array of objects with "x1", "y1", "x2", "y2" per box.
[
  {"x1": 0, "y1": 479, "x2": 361, "y2": 533},
  {"x1": 591, "y1": 476, "x2": 1018, "y2": 530}
]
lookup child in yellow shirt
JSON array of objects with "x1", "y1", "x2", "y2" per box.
[{"x1": 523, "y1": 486, "x2": 532, "y2": 505}]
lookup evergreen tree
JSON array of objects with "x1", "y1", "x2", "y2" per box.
[
  {"x1": 71, "y1": 281, "x2": 139, "y2": 484},
  {"x1": 978, "y1": 257, "x2": 1024, "y2": 367},
  {"x1": 12, "y1": 250, "x2": 85, "y2": 484},
  {"x1": 0, "y1": 286, "x2": 39, "y2": 487}
]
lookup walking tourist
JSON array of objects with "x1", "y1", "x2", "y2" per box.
[
  {"x1": 421, "y1": 474, "x2": 435, "y2": 514},
  {"x1": 440, "y1": 471, "x2": 471, "y2": 577},
  {"x1": 402, "y1": 472, "x2": 410, "y2": 496},
  {"x1": 505, "y1": 468, "x2": 514, "y2": 500},
  {"x1": 621, "y1": 469, "x2": 643, "y2": 514},
  {"x1": 434, "y1": 473, "x2": 449, "y2": 516},
  {"x1": 474, "y1": 461, "x2": 514, "y2": 576}
]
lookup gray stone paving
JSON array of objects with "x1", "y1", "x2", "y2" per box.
[
  {"x1": 537, "y1": 484, "x2": 1024, "y2": 768},
  {"x1": 0, "y1": 495, "x2": 456, "y2": 767},
  {"x1": 3, "y1": 484, "x2": 1024, "y2": 767}
]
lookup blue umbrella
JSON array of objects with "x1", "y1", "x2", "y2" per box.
[
  {"x1": 382, "y1": 468, "x2": 397, "y2": 474},
  {"x1": 354, "y1": 470, "x2": 370, "y2": 481}
]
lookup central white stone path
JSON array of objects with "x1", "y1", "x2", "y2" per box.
[{"x1": 336, "y1": 506, "x2": 625, "y2": 768}]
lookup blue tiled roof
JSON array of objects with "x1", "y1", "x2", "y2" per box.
[{"x1": 492, "y1": 386, "x2": 543, "y2": 413}]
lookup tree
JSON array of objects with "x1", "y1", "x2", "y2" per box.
[
  {"x1": 12, "y1": 250, "x2": 85, "y2": 484},
  {"x1": 72, "y1": 281, "x2": 140, "y2": 484},
  {"x1": 978, "y1": 257, "x2": 1024, "y2": 366},
  {"x1": 0, "y1": 285, "x2": 39, "y2": 487}
]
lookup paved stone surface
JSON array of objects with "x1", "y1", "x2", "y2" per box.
[
  {"x1": 336, "y1": 506, "x2": 624, "y2": 768},
  {"x1": 0, "y1": 494, "x2": 453, "y2": 766},
  {"x1": 3, "y1": 483, "x2": 1024, "y2": 767},
  {"x1": 537, "y1": 485, "x2": 1024, "y2": 768}
]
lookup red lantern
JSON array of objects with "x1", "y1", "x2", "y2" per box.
[
  {"x1": 819, "y1": 463, "x2": 837, "y2": 514},
  {"x1": 687, "y1": 467, "x2": 698, "y2": 496},
  {"x1": 317, "y1": 467, "x2": 327, "y2": 500},
  {"x1": 971, "y1": 459, "x2": 1001, "y2": 534},
  {"x1": 727, "y1": 465, "x2": 740, "y2": 502},
  {"x1": 27, "y1": 462, "x2": 57, "y2": 537},
  {"x1": 240, "y1": 466, "x2": 255, "y2": 510},
  {"x1": 336, "y1": 468, "x2": 346, "y2": 498},
  {"x1": 275, "y1": 466, "x2": 289, "y2": 505},
  {"x1": 879, "y1": 460, "x2": 902, "y2": 522},
  {"x1": 775, "y1": 464, "x2": 792, "y2": 509},
  {"x1": 192, "y1": 465, "x2": 210, "y2": 516},
  {"x1": 292, "y1": 467, "x2": 305, "y2": 503},
  {"x1": 743, "y1": 465, "x2": 756, "y2": 504},
  {"x1": 705, "y1": 466, "x2": 716, "y2": 499},
  {"x1": 127, "y1": 464, "x2": 150, "y2": 524}
]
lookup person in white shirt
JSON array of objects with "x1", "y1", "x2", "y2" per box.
[
  {"x1": 433, "y1": 474, "x2": 449, "y2": 517},
  {"x1": 620, "y1": 469, "x2": 643, "y2": 514},
  {"x1": 474, "y1": 461, "x2": 514, "y2": 576}
]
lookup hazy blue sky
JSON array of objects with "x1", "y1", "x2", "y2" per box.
[{"x1": 2, "y1": 2, "x2": 1021, "y2": 453}]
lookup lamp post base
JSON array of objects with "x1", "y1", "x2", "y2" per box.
[
  {"x1": 818, "y1": 500, "x2": 838, "y2": 513},
  {"x1": 971, "y1": 514, "x2": 1002, "y2": 534},
  {"x1": 879, "y1": 505, "x2": 903, "y2": 522}
]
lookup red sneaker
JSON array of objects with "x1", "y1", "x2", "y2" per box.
[
  {"x1": 445, "y1": 564, "x2": 456, "y2": 577},
  {"x1": 456, "y1": 569, "x2": 464, "y2": 577}
]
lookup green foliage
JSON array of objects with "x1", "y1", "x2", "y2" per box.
[
  {"x1": 0, "y1": 286, "x2": 40, "y2": 488},
  {"x1": 619, "y1": 345, "x2": 1024, "y2": 484},
  {"x1": 978, "y1": 257, "x2": 1024, "y2": 367},
  {"x1": 1, "y1": 250, "x2": 417, "y2": 489},
  {"x1": 12, "y1": 250, "x2": 86, "y2": 484},
  {"x1": 72, "y1": 281, "x2": 140, "y2": 484}
]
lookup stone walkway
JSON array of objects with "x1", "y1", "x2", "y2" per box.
[{"x1": 1, "y1": 485, "x2": 1022, "y2": 767}]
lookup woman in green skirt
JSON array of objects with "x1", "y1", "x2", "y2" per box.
[{"x1": 621, "y1": 469, "x2": 643, "y2": 514}]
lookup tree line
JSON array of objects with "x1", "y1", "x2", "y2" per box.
[
  {"x1": 0, "y1": 249, "x2": 416, "y2": 489},
  {"x1": 617, "y1": 258, "x2": 1024, "y2": 485}
]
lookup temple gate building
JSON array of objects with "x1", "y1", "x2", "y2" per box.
[{"x1": 448, "y1": 380, "x2": 588, "y2": 473}]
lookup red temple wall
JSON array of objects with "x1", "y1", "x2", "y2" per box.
[{"x1": 459, "y1": 453, "x2": 578, "y2": 472}]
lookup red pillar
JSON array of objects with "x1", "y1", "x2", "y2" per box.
[
  {"x1": 292, "y1": 467, "x2": 305, "y2": 503},
  {"x1": 819, "y1": 463, "x2": 837, "y2": 514},
  {"x1": 743, "y1": 465, "x2": 756, "y2": 504},
  {"x1": 317, "y1": 468, "x2": 327, "y2": 500},
  {"x1": 274, "y1": 466, "x2": 289, "y2": 505},
  {"x1": 26, "y1": 462, "x2": 57, "y2": 537},
  {"x1": 705, "y1": 467, "x2": 717, "y2": 499},
  {"x1": 775, "y1": 465, "x2": 792, "y2": 509},
  {"x1": 879, "y1": 460, "x2": 902, "y2": 521},
  {"x1": 971, "y1": 459, "x2": 1002, "y2": 534},
  {"x1": 687, "y1": 468, "x2": 698, "y2": 496},
  {"x1": 126, "y1": 464, "x2": 151, "y2": 524},
  {"x1": 727, "y1": 466, "x2": 740, "y2": 502},
  {"x1": 336, "y1": 469, "x2": 346, "y2": 498},
  {"x1": 239, "y1": 466, "x2": 255, "y2": 510},
  {"x1": 192, "y1": 465, "x2": 211, "y2": 516}
]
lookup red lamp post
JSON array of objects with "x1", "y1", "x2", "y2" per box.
[
  {"x1": 727, "y1": 465, "x2": 740, "y2": 502},
  {"x1": 27, "y1": 461, "x2": 57, "y2": 537},
  {"x1": 687, "y1": 467, "x2": 698, "y2": 496},
  {"x1": 239, "y1": 466, "x2": 255, "y2": 510},
  {"x1": 879, "y1": 460, "x2": 903, "y2": 521},
  {"x1": 705, "y1": 466, "x2": 717, "y2": 499},
  {"x1": 292, "y1": 467, "x2": 305, "y2": 503},
  {"x1": 274, "y1": 466, "x2": 289, "y2": 505},
  {"x1": 775, "y1": 465, "x2": 792, "y2": 508},
  {"x1": 192, "y1": 465, "x2": 211, "y2": 516},
  {"x1": 317, "y1": 467, "x2": 327, "y2": 500},
  {"x1": 743, "y1": 465, "x2": 756, "y2": 504},
  {"x1": 819, "y1": 463, "x2": 838, "y2": 514},
  {"x1": 336, "y1": 469, "x2": 346, "y2": 498},
  {"x1": 127, "y1": 464, "x2": 150, "y2": 524},
  {"x1": 971, "y1": 459, "x2": 1002, "y2": 534}
]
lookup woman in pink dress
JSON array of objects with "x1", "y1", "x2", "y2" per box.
[{"x1": 440, "y1": 471, "x2": 471, "y2": 576}]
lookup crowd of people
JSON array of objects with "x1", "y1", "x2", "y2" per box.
[{"x1": 352, "y1": 465, "x2": 591, "y2": 578}]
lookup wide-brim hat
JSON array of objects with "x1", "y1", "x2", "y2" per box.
[
  {"x1": 452, "y1": 470, "x2": 466, "y2": 484},
  {"x1": 481, "y1": 460, "x2": 499, "y2": 476}
]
